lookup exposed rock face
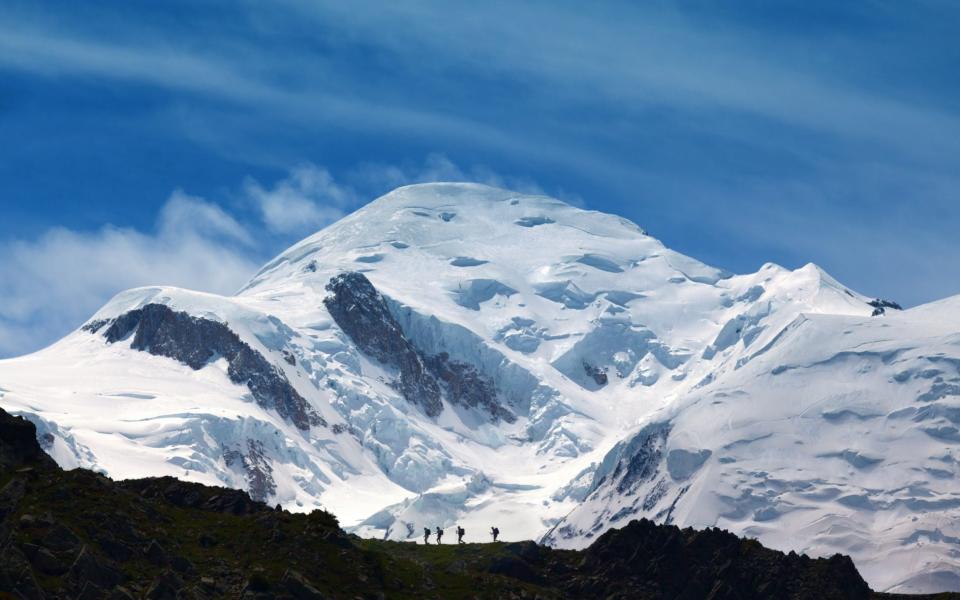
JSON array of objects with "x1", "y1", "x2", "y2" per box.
[
  {"x1": 582, "y1": 361, "x2": 608, "y2": 387},
  {"x1": 0, "y1": 410, "x2": 55, "y2": 471},
  {"x1": 223, "y1": 440, "x2": 276, "y2": 503},
  {"x1": 425, "y1": 352, "x2": 516, "y2": 423},
  {"x1": 546, "y1": 422, "x2": 675, "y2": 545},
  {"x1": 324, "y1": 271, "x2": 443, "y2": 417},
  {"x1": 324, "y1": 272, "x2": 513, "y2": 422},
  {"x1": 96, "y1": 304, "x2": 322, "y2": 431},
  {"x1": 869, "y1": 298, "x2": 904, "y2": 316},
  {"x1": 589, "y1": 422, "x2": 671, "y2": 496}
]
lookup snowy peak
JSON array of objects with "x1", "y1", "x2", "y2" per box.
[{"x1": 5, "y1": 183, "x2": 958, "y2": 593}]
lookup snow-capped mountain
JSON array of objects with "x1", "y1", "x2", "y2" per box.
[{"x1": 1, "y1": 183, "x2": 957, "y2": 592}]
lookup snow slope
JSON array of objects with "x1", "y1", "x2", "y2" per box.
[{"x1": 0, "y1": 183, "x2": 956, "y2": 592}]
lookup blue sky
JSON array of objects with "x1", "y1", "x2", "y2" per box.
[{"x1": 1, "y1": 1, "x2": 959, "y2": 357}]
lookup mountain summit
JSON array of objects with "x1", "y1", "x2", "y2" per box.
[{"x1": 2, "y1": 183, "x2": 958, "y2": 593}]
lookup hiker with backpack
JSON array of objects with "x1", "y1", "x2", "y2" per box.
[{"x1": 456, "y1": 525, "x2": 465, "y2": 544}]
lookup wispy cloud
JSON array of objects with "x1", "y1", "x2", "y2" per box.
[
  {"x1": 0, "y1": 1, "x2": 957, "y2": 331},
  {"x1": 245, "y1": 165, "x2": 354, "y2": 235},
  {"x1": 277, "y1": 1, "x2": 960, "y2": 163},
  {"x1": 0, "y1": 192, "x2": 260, "y2": 357},
  {"x1": 5, "y1": 4, "x2": 956, "y2": 174}
]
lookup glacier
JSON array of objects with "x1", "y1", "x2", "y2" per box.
[{"x1": 1, "y1": 182, "x2": 959, "y2": 592}]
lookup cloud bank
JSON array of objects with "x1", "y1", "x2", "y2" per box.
[{"x1": 0, "y1": 192, "x2": 259, "y2": 357}]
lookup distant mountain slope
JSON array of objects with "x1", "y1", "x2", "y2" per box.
[{"x1": 1, "y1": 183, "x2": 958, "y2": 592}]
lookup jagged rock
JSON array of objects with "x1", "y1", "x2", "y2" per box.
[
  {"x1": 80, "y1": 318, "x2": 110, "y2": 334},
  {"x1": 486, "y1": 555, "x2": 542, "y2": 584},
  {"x1": 0, "y1": 480, "x2": 27, "y2": 523},
  {"x1": 144, "y1": 539, "x2": 170, "y2": 566},
  {"x1": 282, "y1": 569, "x2": 327, "y2": 599},
  {"x1": 145, "y1": 570, "x2": 183, "y2": 600},
  {"x1": 0, "y1": 542, "x2": 45, "y2": 600},
  {"x1": 99, "y1": 304, "x2": 322, "y2": 430},
  {"x1": 76, "y1": 581, "x2": 107, "y2": 600},
  {"x1": 325, "y1": 272, "x2": 513, "y2": 422},
  {"x1": 41, "y1": 523, "x2": 82, "y2": 553},
  {"x1": 0, "y1": 410, "x2": 56, "y2": 470},
  {"x1": 119, "y1": 476, "x2": 267, "y2": 516},
  {"x1": 244, "y1": 570, "x2": 272, "y2": 593},
  {"x1": 324, "y1": 272, "x2": 443, "y2": 417},
  {"x1": 572, "y1": 518, "x2": 871, "y2": 599},
  {"x1": 108, "y1": 587, "x2": 136, "y2": 600},
  {"x1": 95, "y1": 534, "x2": 135, "y2": 562},
  {"x1": 582, "y1": 361, "x2": 608, "y2": 386},
  {"x1": 21, "y1": 543, "x2": 68, "y2": 575},
  {"x1": 38, "y1": 433, "x2": 54, "y2": 450},
  {"x1": 68, "y1": 545, "x2": 124, "y2": 590},
  {"x1": 589, "y1": 422, "x2": 670, "y2": 496},
  {"x1": 424, "y1": 352, "x2": 515, "y2": 422},
  {"x1": 239, "y1": 439, "x2": 276, "y2": 502},
  {"x1": 171, "y1": 555, "x2": 195, "y2": 575},
  {"x1": 868, "y1": 298, "x2": 903, "y2": 316}
]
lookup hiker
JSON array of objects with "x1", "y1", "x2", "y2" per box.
[
  {"x1": 491, "y1": 526, "x2": 499, "y2": 542},
  {"x1": 456, "y1": 525, "x2": 465, "y2": 544},
  {"x1": 435, "y1": 526, "x2": 444, "y2": 544},
  {"x1": 423, "y1": 527, "x2": 431, "y2": 544}
]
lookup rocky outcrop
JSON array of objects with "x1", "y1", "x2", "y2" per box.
[
  {"x1": 93, "y1": 304, "x2": 322, "y2": 431},
  {"x1": 610, "y1": 422, "x2": 670, "y2": 495},
  {"x1": 570, "y1": 518, "x2": 872, "y2": 600},
  {"x1": 324, "y1": 272, "x2": 443, "y2": 417},
  {"x1": 424, "y1": 352, "x2": 516, "y2": 423},
  {"x1": 0, "y1": 409, "x2": 56, "y2": 471},
  {"x1": 324, "y1": 272, "x2": 514, "y2": 422},
  {"x1": 222, "y1": 440, "x2": 276, "y2": 503},
  {"x1": 869, "y1": 298, "x2": 903, "y2": 316},
  {"x1": 582, "y1": 361, "x2": 608, "y2": 386}
]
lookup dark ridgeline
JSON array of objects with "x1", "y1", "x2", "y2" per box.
[{"x1": 0, "y1": 407, "x2": 944, "y2": 599}]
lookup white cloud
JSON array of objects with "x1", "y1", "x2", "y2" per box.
[
  {"x1": 160, "y1": 190, "x2": 254, "y2": 245},
  {"x1": 348, "y1": 152, "x2": 564, "y2": 198},
  {"x1": 347, "y1": 153, "x2": 586, "y2": 207},
  {"x1": 0, "y1": 193, "x2": 260, "y2": 358},
  {"x1": 245, "y1": 164, "x2": 355, "y2": 234},
  {"x1": 245, "y1": 156, "x2": 563, "y2": 237}
]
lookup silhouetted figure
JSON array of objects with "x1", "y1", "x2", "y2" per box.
[
  {"x1": 456, "y1": 526, "x2": 465, "y2": 544},
  {"x1": 491, "y1": 526, "x2": 499, "y2": 542},
  {"x1": 423, "y1": 527, "x2": 431, "y2": 544},
  {"x1": 436, "y1": 526, "x2": 444, "y2": 544}
]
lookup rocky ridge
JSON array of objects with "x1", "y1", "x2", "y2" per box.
[{"x1": 0, "y1": 406, "x2": 921, "y2": 599}]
